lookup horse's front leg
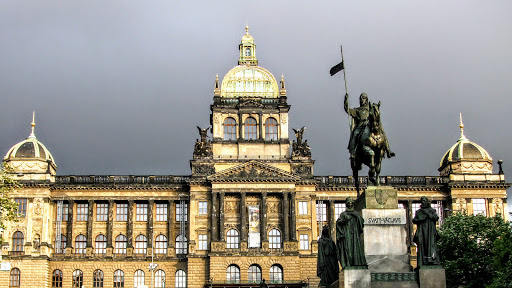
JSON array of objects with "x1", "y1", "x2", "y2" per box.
[{"x1": 364, "y1": 146, "x2": 377, "y2": 186}]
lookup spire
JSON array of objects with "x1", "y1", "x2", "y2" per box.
[
  {"x1": 280, "y1": 74, "x2": 287, "y2": 96},
  {"x1": 459, "y1": 113, "x2": 467, "y2": 141},
  {"x1": 214, "y1": 74, "x2": 220, "y2": 96},
  {"x1": 29, "y1": 111, "x2": 36, "y2": 139}
]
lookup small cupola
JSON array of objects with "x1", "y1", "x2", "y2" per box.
[{"x1": 238, "y1": 25, "x2": 258, "y2": 66}]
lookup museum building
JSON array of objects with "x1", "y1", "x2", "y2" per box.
[{"x1": 0, "y1": 27, "x2": 509, "y2": 288}]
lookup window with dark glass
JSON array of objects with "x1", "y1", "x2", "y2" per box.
[
  {"x1": 269, "y1": 265, "x2": 283, "y2": 283},
  {"x1": 14, "y1": 198, "x2": 27, "y2": 217},
  {"x1": 76, "y1": 203, "x2": 88, "y2": 221},
  {"x1": 226, "y1": 265, "x2": 240, "y2": 284},
  {"x1": 72, "y1": 270, "x2": 83, "y2": 288},
  {"x1": 248, "y1": 265, "x2": 262, "y2": 283},
  {"x1": 96, "y1": 203, "x2": 108, "y2": 221},
  {"x1": 54, "y1": 235, "x2": 67, "y2": 254},
  {"x1": 9, "y1": 268, "x2": 20, "y2": 287},
  {"x1": 113, "y1": 270, "x2": 124, "y2": 288},
  {"x1": 95, "y1": 234, "x2": 107, "y2": 254},
  {"x1": 136, "y1": 203, "x2": 148, "y2": 221},
  {"x1": 176, "y1": 203, "x2": 188, "y2": 222},
  {"x1": 269, "y1": 229, "x2": 281, "y2": 249},
  {"x1": 223, "y1": 117, "x2": 237, "y2": 140},
  {"x1": 116, "y1": 203, "x2": 128, "y2": 221},
  {"x1": 175, "y1": 270, "x2": 187, "y2": 288},
  {"x1": 264, "y1": 118, "x2": 278, "y2": 141},
  {"x1": 93, "y1": 270, "x2": 104, "y2": 288},
  {"x1": 135, "y1": 234, "x2": 147, "y2": 255},
  {"x1": 155, "y1": 234, "x2": 167, "y2": 255},
  {"x1": 115, "y1": 234, "x2": 127, "y2": 254},
  {"x1": 156, "y1": 203, "x2": 167, "y2": 222},
  {"x1": 12, "y1": 231, "x2": 24, "y2": 252},
  {"x1": 226, "y1": 229, "x2": 239, "y2": 249},
  {"x1": 244, "y1": 117, "x2": 257, "y2": 140},
  {"x1": 52, "y1": 269, "x2": 63, "y2": 288},
  {"x1": 75, "y1": 235, "x2": 87, "y2": 254}
]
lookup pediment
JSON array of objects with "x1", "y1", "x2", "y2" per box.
[{"x1": 207, "y1": 160, "x2": 300, "y2": 182}]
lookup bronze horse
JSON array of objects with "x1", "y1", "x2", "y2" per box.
[{"x1": 351, "y1": 102, "x2": 386, "y2": 195}]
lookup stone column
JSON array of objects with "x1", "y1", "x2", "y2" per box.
[
  {"x1": 127, "y1": 200, "x2": 134, "y2": 248},
  {"x1": 167, "y1": 200, "x2": 173, "y2": 247},
  {"x1": 258, "y1": 112, "x2": 263, "y2": 140},
  {"x1": 219, "y1": 192, "x2": 225, "y2": 241},
  {"x1": 240, "y1": 192, "x2": 247, "y2": 241},
  {"x1": 211, "y1": 192, "x2": 218, "y2": 241},
  {"x1": 66, "y1": 200, "x2": 74, "y2": 247},
  {"x1": 261, "y1": 192, "x2": 267, "y2": 241},
  {"x1": 406, "y1": 200, "x2": 413, "y2": 247},
  {"x1": 107, "y1": 200, "x2": 114, "y2": 248},
  {"x1": 329, "y1": 200, "x2": 336, "y2": 239},
  {"x1": 290, "y1": 192, "x2": 296, "y2": 241},
  {"x1": 147, "y1": 200, "x2": 154, "y2": 248},
  {"x1": 283, "y1": 192, "x2": 290, "y2": 241},
  {"x1": 238, "y1": 114, "x2": 243, "y2": 140},
  {"x1": 86, "y1": 200, "x2": 94, "y2": 247}
]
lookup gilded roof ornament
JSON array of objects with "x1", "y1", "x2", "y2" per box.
[
  {"x1": 459, "y1": 113, "x2": 467, "y2": 141},
  {"x1": 29, "y1": 110, "x2": 36, "y2": 139}
]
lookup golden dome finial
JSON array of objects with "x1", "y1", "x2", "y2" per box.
[
  {"x1": 245, "y1": 24, "x2": 249, "y2": 35},
  {"x1": 459, "y1": 113, "x2": 467, "y2": 140},
  {"x1": 29, "y1": 110, "x2": 36, "y2": 139}
]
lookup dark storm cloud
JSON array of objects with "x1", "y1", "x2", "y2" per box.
[{"x1": 1, "y1": 1, "x2": 511, "y2": 205}]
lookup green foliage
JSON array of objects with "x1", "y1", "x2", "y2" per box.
[
  {"x1": 487, "y1": 225, "x2": 512, "y2": 288},
  {"x1": 0, "y1": 163, "x2": 21, "y2": 243},
  {"x1": 438, "y1": 213, "x2": 512, "y2": 288}
]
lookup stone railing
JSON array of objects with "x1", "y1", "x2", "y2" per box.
[
  {"x1": 55, "y1": 175, "x2": 190, "y2": 185},
  {"x1": 314, "y1": 176, "x2": 448, "y2": 187}
]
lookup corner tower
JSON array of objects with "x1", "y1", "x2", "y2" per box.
[{"x1": 210, "y1": 26, "x2": 291, "y2": 173}]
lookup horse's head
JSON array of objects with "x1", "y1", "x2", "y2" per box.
[{"x1": 369, "y1": 103, "x2": 381, "y2": 133}]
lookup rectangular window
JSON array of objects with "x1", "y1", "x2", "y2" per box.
[
  {"x1": 14, "y1": 198, "x2": 27, "y2": 217},
  {"x1": 96, "y1": 203, "x2": 108, "y2": 221},
  {"x1": 298, "y1": 201, "x2": 308, "y2": 215},
  {"x1": 198, "y1": 234, "x2": 208, "y2": 250},
  {"x1": 136, "y1": 203, "x2": 148, "y2": 221},
  {"x1": 316, "y1": 202, "x2": 327, "y2": 222},
  {"x1": 176, "y1": 203, "x2": 188, "y2": 222},
  {"x1": 156, "y1": 203, "x2": 168, "y2": 222},
  {"x1": 334, "y1": 203, "x2": 346, "y2": 219},
  {"x1": 76, "y1": 203, "x2": 88, "y2": 221},
  {"x1": 198, "y1": 201, "x2": 207, "y2": 215},
  {"x1": 412, "y1": 203, "x2": 421, "y2": 218},
  {"x1": 116, "y1": 203, "x2": 128, "y2": 221},
  {"x1": 300, "y1": 234, "x2": 309, "y2": 250},
  {"x1": 431, "y1": 201, "x2": 444, "y2": 224},
  {"x1": 472, "y1": 198, "x2": 486, "y2": 216}
]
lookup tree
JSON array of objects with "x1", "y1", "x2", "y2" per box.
[
  {"x1": 438, "y1": 213, "x2": 511, "y2": 288},
  {"x1": 0, "y1": 163, "x2": 20, "y2": 244},
  {"x1": 487, "y1": 222, "x2": 512, "y2": 288}
]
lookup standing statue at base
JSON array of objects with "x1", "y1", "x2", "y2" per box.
[
  {"x1": 344, "y1": 93, "x2": 395, "y2": 193},
  {"x1": 413, "y1": 196, "x2": 441, "y2": 267},
  {"x1": 317, "y1": 226, "x2": 339, "y2": 287},
  {"x1": 336, "y1": 198, "x2": 367, "y2": 268}
]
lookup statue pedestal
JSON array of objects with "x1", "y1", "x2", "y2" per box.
[
  {"x1": 418, "y1": 267, "x2": 446, "y2": 288},
  {"x1": 340, "y1": 268, "x2": 371, "y2": 288}
]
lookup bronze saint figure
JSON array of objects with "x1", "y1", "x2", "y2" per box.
[
  {"x1": 344, "y1": 93, "x2": 394, "y2": 193},
  {"x1": 412, "y1": 196, "x2": 441, "y2": 267},
  {"x1": 336, "y1": 198, "x2": 367, "y2": 268},
  {"x1": 317, "y1": 226, "x2": 339, "y2": 286}
]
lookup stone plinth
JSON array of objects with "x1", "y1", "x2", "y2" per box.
[
  {"x1": 340, "y1": 268, "x2": 371, "y2": 288},
  {"x1": 418, "y1": 267, "x2": 446, "y2": 288},
  {"x1": 355, "y1": 186, "x2": 398, "y2": 210}
]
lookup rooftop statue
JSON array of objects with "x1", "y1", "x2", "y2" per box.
[
  {"x1": 412, "y1": 196, "x2": 441, "y2": 267},
  {"x1": 344, "y1": 93, "x2": 394, "y2": 194}
]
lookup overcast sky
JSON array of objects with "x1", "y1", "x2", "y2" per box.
[{"x1": 1, "y1": 1, "x2": 511, "y2": 202}]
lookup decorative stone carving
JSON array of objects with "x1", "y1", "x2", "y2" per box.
[
  {"x1": 33, "y1": 198, "x2": 44, "y2": 217},
  {"x1": 492, "y1": 198, "x2": 503, "y2": 215},
  {"x1": 454, "y1": 198, "x2": 467, "y2": 212}
]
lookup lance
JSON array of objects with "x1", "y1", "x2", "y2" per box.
[{"x1": 330, "y1": 45, "x2": 352, "y2": 131}]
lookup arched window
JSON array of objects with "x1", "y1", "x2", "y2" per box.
[
  {"x1": 135, "y1": 234, "x2": 147, "y2": 255},
  {"x1": 75, "y1": 235, "x2": 87, "y2": 254},
  {"x1": 155, "y1": 234, "x2": 168, "y2": 255},
  {"x1": 226, "y1": 265, "x2": 240, "y2": 284},
  {"x1": 93, "y1": 269, "x2": 104, "y2": 288},
  {"x1": 134, "y1": 270, "x2": 145, "y2": 288},
  {"x1": 52, "y1": 269, "x2": 63, "y2": 288},
  {"x1": 72, "y1": 270, "x2": 83, "y2": 288},
  {"x1": 175, "y1": 270, "x2": 187, "y2": 288},
  {"x1": 12, "y1": 231, "x2": 24, "y2": 252},
  {"x1": 269, "y1": 265, "x2": 283, "y2": 284},
  {"x1": 95, "y1": 234, "x2": 107, "y2": 254},
  {"x1": 115, "y1": 234, "x2": 127, "y2": 254},
  {"x1": 248, "y1": 264, "x2": 262, "y2": 283},
  {"x1": 155, "y1": 270, "x2": 166, "y2": 288},
  {"x1": 223, "y1": 117, "x2": 237, "y2": 140},
  {"x1": 244, "y1": 117, "x2": 257, "y2": 140},
  {"x1": 269, "y1": 229, "x2": 282, "y2": 249},
  {"x1": 245, "y1": 47, "x2": 251, "y2": 56},
  {"x1": 54, "y1": 235, "x2": 67, "y2": 254},
  {"x1": 226, "y1": 229, "x2": 239, "y2": 249},
  {"x1": 176, "y1": 235, "x2": 188, "y2": 255},
  {"x1": 9, "y1": 268, "x2": 20, "y2": 287},
  {"x1": 264, "y1": 118, "x2": 278, "y2": 141},
  {"x1": 113, "y1": 270, "x2": 124, "y2": 288}
]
